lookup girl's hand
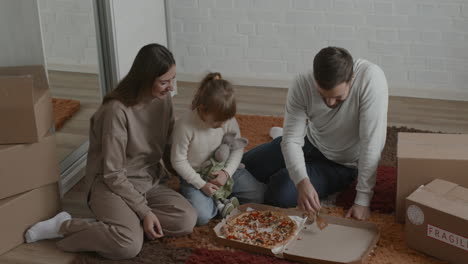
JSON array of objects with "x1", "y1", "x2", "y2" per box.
[
  {"x1": 210, "y1": 170, "x2": 229, "y2": 187},
  {"x1": 201, "y1": 182, "x2": 219, "y2": 197},
  {"x1": 143, "y1": 211, "x2": 164, "y2": 240}
]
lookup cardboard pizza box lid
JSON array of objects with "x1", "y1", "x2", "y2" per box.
[
  {"x1": 283, "y1": 215, "x2": 380, "y2": 264},
  {"x1": 213, "y1": 203, "x2": 380, "y2": 264}
]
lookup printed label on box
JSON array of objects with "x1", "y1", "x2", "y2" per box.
[
  {"x1": 427, "y1": 224, "x2": 468, "y2": 251},
  {"x1": 407, "y1": 205, "x2": 424, "y2": 225}
]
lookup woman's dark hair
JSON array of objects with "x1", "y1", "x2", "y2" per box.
[
  {"x1": 103, "y1": 43, "x2": 175, "y2": 106},
  {"x1": 191, "y1": 72, "x2": 236, "y2": 122},
  {"x1": 313, "y1": 47, "x2": 354, "y2": 90}
]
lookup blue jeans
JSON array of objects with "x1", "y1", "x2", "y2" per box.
[
  {"x1": 242, "y1": 136, "x2": 357, "y2": 208},
  {"x1": 180, "y1": 168, "x2": 266, "y2": 226}
]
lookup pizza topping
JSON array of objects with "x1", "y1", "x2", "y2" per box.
[{"x1": 223, "y1": 210, "x2": 297, "y2": 249}]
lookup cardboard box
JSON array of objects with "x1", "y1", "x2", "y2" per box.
[
  {"x1": 0, "y1": 183, "x2": 60, "y2": 255},
  {"x1": 405, "y1": 179, "x2": 468, "y2": 264},
  {"x1": 0, "y1": 65, "x2": 53, "y2": 144},
  {"x1": 0, "y1": 132, "x2": 59, "y2": 200},
  {"x1": 396, "y1": 132, "x2": 468, "y2": 222},
  {"x1": 214, "y1": 204, "x2": 380, "y2": 264}
]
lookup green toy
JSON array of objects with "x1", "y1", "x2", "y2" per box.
[{"x1": 198, "y1": 132, "x2": 248, "y2": 217}]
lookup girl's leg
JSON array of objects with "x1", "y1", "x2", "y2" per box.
[
  {"x1": 145, "y1": 184, "x2": 197, "y2": 236},
  {"x1": 179, "y1": 180, "x2": 217, "y2": 226},
  {"x1": 230, "y1": 168, "x2": 266, "y2": 204},
  {"x1": 56, "y1": 181, "x2": 144, "y2": 260}
]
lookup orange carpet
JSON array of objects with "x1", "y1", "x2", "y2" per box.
[
  {"x1": 52, "y1": 98, "x2": 81, "y2": 130},
  {"x1": 77, "y1": 114, "x2": 446, "y2": 264},
  {"x1": 236, "y1": 114, "x2": 284, "y2": 151},
  {"x1": 163, "y1": 115, "x2": 445, "y2": 264}
]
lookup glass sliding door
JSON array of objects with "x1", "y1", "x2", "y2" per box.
[
  {"x1": 38, "y1": 0, "x2": 109, "y2": 194},
  {"x1": 36, "y1": 0, "x2": 170, "y2": 194}
]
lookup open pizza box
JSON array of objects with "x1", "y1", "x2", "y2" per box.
[{"x1": 213, "y1": 203, "x2": 380, "y2": 264}]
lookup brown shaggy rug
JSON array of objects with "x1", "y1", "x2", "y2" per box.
[{"x1": 75, "y1": 114, "x2": 446, "y2": 264}]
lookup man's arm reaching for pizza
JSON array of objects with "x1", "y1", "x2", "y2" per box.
[{"x1": 281, "y1": 76, "x2": 322, "y2": 214}]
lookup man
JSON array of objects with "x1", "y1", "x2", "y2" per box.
[{"x1": 242, "y1": 47, "x2": 388, "y2": 220}]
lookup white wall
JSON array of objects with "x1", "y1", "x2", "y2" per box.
[
  {"x1": 168, "y1": 0, "x2": 468, "y2": 101},
  {"x1": 0, "y1": 0, "x2": 45, "y2": 67},
  {"x1": 38, "y1": 0, "x2": 98, "y2": 73},
  {"x1": 110, "y1": 0, "x2": 168, "y2": 80}
]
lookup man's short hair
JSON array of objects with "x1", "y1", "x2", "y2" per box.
[{"x1": 313, "y1": 47, "x2": 354, "y2": 90}]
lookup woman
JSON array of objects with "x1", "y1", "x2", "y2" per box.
[{"x1": 25, "y1": 43, "x2": 197, "y2": 260}]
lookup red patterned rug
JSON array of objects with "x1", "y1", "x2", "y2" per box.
[
  {"x1": 336, "y1": 166, "x2": 396, "y2": 213},
  {"x1": 187, "y1": 248, "x2": 295, "y2": 264},
  {"x1": 75, "y1": 240, "x2": 297, "y2": 264}
]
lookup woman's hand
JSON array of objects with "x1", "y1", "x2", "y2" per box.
[
  {"x1": 210, "y1": 170, "x2": 229, "y2": 187},
  {"x1": 201, "y1": 182, "x2": 219, "y2": 197},
  {"x1": 143, "y1": 211, "x2": 164, "y2": 240}
]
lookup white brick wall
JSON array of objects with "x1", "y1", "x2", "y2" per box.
[
  {"x1": 39, "y1": 0, "x2": 98, "y2": 73},
  {"x1": 168, "y1": 0, "x2": 468, "y2": 101}
]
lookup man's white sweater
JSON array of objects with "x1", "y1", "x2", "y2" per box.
[{"x1": 281, "y1": 59, "x2": 388, "y2": 207}]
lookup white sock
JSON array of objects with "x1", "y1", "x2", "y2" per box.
[
  {"x1": 269, "y1": 127, "x2": 283, "y2": 139},
  {"x1": 25, "y1": 211, "x2": 71, "y2": 243}
]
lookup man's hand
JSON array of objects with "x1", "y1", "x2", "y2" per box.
[
  {"x1": 297, "y1": 178, "x2": 321, "y2": 213},
  {"x1": 143, "y1": 211, "x2": 164, "y2": 240},
  {"x1": 210, "y1": 170, "x2": 229, "y2": 187},
  {"x1": 345, "y1": 204, "x2": 371, "y2": 220},
  {"x1": 201, "y1": 182, "x2": 219, "y2": 197}
]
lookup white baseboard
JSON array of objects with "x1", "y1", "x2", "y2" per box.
[
  {"x1": 47, "y1": 63, "x2": 99, "y2": 74},
  {"x1": 59, "y1": 153, "x2": 87, "y2": 197},
  {"x1": 177, "y1": 72, "x2": 468, "y2": 101},
  {"x1": 390, "y1": 87, "x2": 468, "y2": 102}
]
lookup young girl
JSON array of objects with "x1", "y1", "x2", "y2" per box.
[
  {"x1": 171, "y1": 72, "x2": 265, "y2": 226},
  {"x1": 24, "y1": 44, "x2": 197, "y2": 260}
]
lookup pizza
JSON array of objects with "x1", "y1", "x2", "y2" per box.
[{"x1": 222, "y1": 210, "x2": 298, "y2": 249}]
